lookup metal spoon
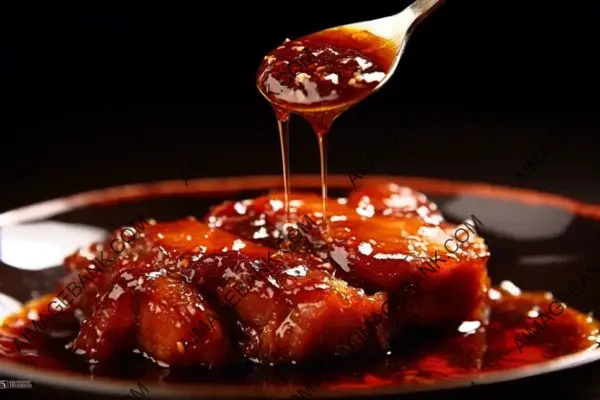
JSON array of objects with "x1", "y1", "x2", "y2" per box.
[
  {"x1": 257, "y1": 0, "x2": 446, "y2": 110},
  {"x1": 256, "y1": 0, "x2": 445, "y2": 224}
]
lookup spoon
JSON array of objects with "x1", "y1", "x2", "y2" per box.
[
  {"x1": 257, "y1": 0, "x2": 446, "y2": 112},
  {"x1": 256, "y1": 0, "x2": 445, "y2": 226}
]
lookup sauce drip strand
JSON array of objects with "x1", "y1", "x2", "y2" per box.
[{"x1": 256, "y1": 28, "x2": 396, "y2": 223}]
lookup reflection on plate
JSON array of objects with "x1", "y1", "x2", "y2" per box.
[{"x1": 0, "y1": 222, "x2": 108, "y2": 271}]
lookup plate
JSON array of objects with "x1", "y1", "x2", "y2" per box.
[{"x1": 1, "y1": 174, "x2": 599, "y2": 399}]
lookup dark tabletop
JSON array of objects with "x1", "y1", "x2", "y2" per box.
[{"x1": 1, "y1": 1, "x2": 599, "y2": 398}]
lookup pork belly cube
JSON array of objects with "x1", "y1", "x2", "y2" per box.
[
  {"x1": 139, "y1": 219, "x2": 390, "y2": 363},
  {"x1": 137, "y1": 275, "x2": 231, "y2": 366},
  {"x1": 327, "y1": 215, "x2": 490, "y2": 327},
  {"x1": 346, "y1": 184, "x2": 490, "y2": 326},
  {"x1": 206, "y1": 188, "x2": 490, "y2": 330},
  {"x1": 209, "y1": 252, "x2": 388, "y2": 362}
]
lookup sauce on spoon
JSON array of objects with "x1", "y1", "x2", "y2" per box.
[{"x1": 257, "y1": 28, "x2": 396, "y2": 223}]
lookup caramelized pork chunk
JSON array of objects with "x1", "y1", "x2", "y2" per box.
[
  {"x1": 206, "y1": 186, "x2": 490, "y2": 327},
  {"x1": 146, "y1": 220, "x2": 388, "y2": 362},
  {"x1": 136, "y1": 275, "x2": 230, "y2": 366},
  {"x1": 63, "y1": 218, "x2": 387, "y2": 365}
]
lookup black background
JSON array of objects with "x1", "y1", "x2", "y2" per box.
[
  {"x1": 1, "y1": 0, "x2": 599, "y2": 213},
  {"x1": 1, "y1": 1, "x2": 599, "y2": 399}
]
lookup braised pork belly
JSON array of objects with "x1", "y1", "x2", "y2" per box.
[
  {"x1": 58, "y1": 184, "x2": 489, "y2": 367},
  {"x1": 208, "y1": 183, "x2": 490, "y2": 327}
]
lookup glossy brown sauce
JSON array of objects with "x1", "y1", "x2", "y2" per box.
[
  {"x1": 1, "y1": 262, "x2": 598, "y2": 391},
  {"x1": 257, "y1": 28, "x2": 394, "y2": 117}
]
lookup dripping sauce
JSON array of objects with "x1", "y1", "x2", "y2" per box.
[{"x1": 257, "y1": 28, "x2": 395, "y2": 222}]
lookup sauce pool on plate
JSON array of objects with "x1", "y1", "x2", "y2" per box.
[{"x1": 0, "y1": 284, "x2": 598, "y2": 389}]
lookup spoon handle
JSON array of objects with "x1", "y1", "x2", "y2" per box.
[
  {"x1": 396, "y1": 0, "x2": 446, "y2": 34},
  {"x1": 405, "y1": 0, "x2": 445, "y2": 18}
]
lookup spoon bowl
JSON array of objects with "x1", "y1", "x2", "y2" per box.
[{"x1": 256, "y1": 0, "x2": 445, "y2": 114}]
